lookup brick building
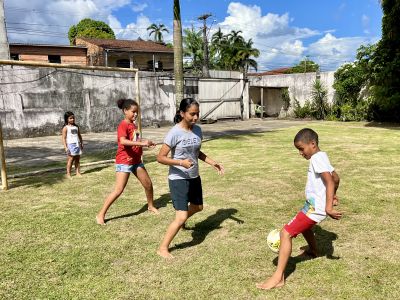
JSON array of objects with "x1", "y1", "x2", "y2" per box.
[
  {"x1": 74, "y1": 37, "x2": 174, "y2": 71},
  {"x1": 9, "y1": 44, "x2": 88, "y2": 65}
]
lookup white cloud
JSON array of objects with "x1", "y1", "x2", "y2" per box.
[
  {"x1": 131, "y1": 2, "x2": 148, "y2": 12},
  {"x1": 308, "y1": 33, "x2": 376, "y2": 70},
  {"x1": 215, "y1": 2, "x2": 318, "y2": 71},
  {"x1": 117, "y1": 14, "x2": 152, "y2": 40},
  {"x1": 5, "y1": 0, "x2": 130, "y2": 44}
]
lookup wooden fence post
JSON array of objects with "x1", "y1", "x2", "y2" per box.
[{"x1": 0, "y1": 119, "x2": 8, "y2": 190}]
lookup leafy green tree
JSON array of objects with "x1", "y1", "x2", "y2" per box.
[
  {"x1": 333, "y1": 63, "x2": 365, "y2": 107},
  {"x1": 147, "y1": 23, "x2": 169, "y2": 43},
  {"x1": 210, "y1": 29, "x2": 259, "y2": 72},
  {"x1": 183, "y1": 27, "x2": 203, "y2": 72},
  {"x1": 237, "y1": 38, "x2": 260, "y2": 75},
  {"x1": 285, "y1": 58, "x2": 319, "y2": 74},
  {"x1": 369, "y1": 0, "x2": 400, "y2": 121},
  {"x1": 68, "y1": 18, "x2": 115, "y2": 45}
]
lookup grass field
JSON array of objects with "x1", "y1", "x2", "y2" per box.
[{"x1": 1, "y1": 122, "x2": 400, "y2": 299}]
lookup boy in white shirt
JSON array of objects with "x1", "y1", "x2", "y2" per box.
[{"x1": 256, "y1": 128, "x2": 342, "y2": 290}]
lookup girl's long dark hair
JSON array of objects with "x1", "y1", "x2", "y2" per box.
[
  {"x1": 117, "y1": 98, "x2": 138, "y2": 110},
  {"x1": 174, "y1": 98, "x2": 199, "y2": 124},
  {"x1": 63, "y1": 111, "x2": 76, "y2": 127}
]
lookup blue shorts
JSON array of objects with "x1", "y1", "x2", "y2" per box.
[
  {"x1": 115, "y1": 163, "x2": 145, "y2": 173},
  {"x1": 67, "y1": 143, "x2": 82, "y2": 156},
  {"x1": 168, "y1": 177, "x2": 203, "y2": 211}
]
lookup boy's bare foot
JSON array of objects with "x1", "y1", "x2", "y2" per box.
[
  {"x1": 96, "y1": 215, "x2": 106, "y2": 225},
  {"x1": 66, "y1": 174, "x2": 72, "y2": 179},
  {"x1": 76, "y1": 173, "x2": 82, "y2": 177},
  {"x1": 256, "y1": 276, "x2": 285, "y2": 290},
  {"x1": 148, "y1": 206, "x2": 160, "y2": 214},
  {"x1": 157, "y1": 248, "x2": 174, "y2": 259},
  {"x1": 299, "y1": 246, "x2": 318, "y2": 258}
]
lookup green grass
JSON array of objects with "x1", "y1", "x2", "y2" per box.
[{"x1": 1, "y1": 122, "x2": 400, "y2": 299}]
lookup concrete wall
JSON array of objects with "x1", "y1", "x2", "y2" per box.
[
  {"x1": 248, "y1": 71, "x2": 335, "y2": 115},
  {"x1": 0, "y1": 63, "x2": 247, "y2": 139}
]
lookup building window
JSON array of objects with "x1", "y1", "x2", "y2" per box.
[
  {"x1": 11, "y1": 53, "x2": 19, "y2": 60},
  {"x1": 147, "y1": 60, "x2": 163, "y2": 71},
  {"x1": 116, "y1": 59, "x2": 130, "y2": 68},
  {"x1": 48, "y1": 55, "x2": 61, "y2": 64}
]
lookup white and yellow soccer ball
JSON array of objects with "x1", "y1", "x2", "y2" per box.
[{"x1": 266, "y1": 229, "x2": 281, "y2": 253}]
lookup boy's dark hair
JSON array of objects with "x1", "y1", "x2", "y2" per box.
[
  {"x1": 63, "y1": 111, "x2": 75, "y2": 126},
  {"x1": 117, "y1": 98, "x2": 138, "y2": 110},
  {"x1": 174, "y1": 98, "x2": 199, "y2": 124},
  {"x1": 294, "y1": 128, "x2": 319, "y2": 145}
]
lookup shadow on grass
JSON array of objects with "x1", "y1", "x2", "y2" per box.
[
  {"x1": 105, "y1": 193, "x2": 171, "y2": 223},
  {"x1": 273, "y1": 225, "x2": 339, "y2": 280},
  {"x1": 170, "y1": 208, "x2": 244, "y2": 252},
  {"x1": 364, "y1": 121, "x2": 400, "y2": 130},
  {"x1": 8, "y1": 165, "x2": 110, "y2": 189}
]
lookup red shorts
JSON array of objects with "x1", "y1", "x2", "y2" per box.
[{"x1": 284, "y1": 211, "x2": 317, "y2": 237}]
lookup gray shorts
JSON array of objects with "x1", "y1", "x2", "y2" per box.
[{"x1": 168, "y1": 177, "x2": 203, "y2": 211}]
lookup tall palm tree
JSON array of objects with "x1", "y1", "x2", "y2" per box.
[
  {"x1": 146, "y1": 23, "x2": 169, "y2": 43},
  {"x1": 237, "y1": 39, "x2": 260, "y2": 75},
  {"x1": 183, "y1": 27, "x2": 203, "y2": 72},
  {"x1": 173, "y1": 0, "x2": 184, "y2": 106}
]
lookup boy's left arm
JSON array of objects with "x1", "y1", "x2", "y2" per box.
[
  {"x1": 321, "y1": 172, "x2": 342, "y2": 220},
  {"x1": 332, "y1": 171, "x2": 340, "y2": 205}
]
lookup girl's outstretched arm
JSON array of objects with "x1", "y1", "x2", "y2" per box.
[{"x1": 198, "y1": 151, "x2": 224, "y2": 175}]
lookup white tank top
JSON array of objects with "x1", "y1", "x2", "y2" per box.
[{"x1": 66, "y1": 125, "x2": 79, "y2": 144}]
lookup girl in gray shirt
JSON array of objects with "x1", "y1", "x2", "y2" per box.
[{"x1": 157, "y1": 98, "x2": 224, "y2": 259}]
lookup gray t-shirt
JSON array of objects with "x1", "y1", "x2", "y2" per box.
[{"x1": 164, "y1": 124, "x2": 202, "y2": 180}]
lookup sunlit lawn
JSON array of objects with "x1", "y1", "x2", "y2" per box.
[{"x1": 1, "y1": 122, "x2": 399, "y2": 299}]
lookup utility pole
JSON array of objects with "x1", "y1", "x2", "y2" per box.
[
  {"x1": 0, "y1": 0, "x2": 10, "y2": 59},
  {"x1": 198, "y1": 13, "x2": 211, "y2": 78}
]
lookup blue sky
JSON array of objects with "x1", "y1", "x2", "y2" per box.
[{"x1": 5, "y1": 0, "x2": 383, "y2": 71}]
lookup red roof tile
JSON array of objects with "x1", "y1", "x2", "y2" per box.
[
  {"x1": 76, "y1": 38, "x2": 173, "y2": 53},
  {"x1": 248, "y1": 67, "x2": 291, "y2": 76}
]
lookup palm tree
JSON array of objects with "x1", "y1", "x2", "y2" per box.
[
  {"x1": 183, "y1": 27, "x2": 203, "y2": 72},
  {"x1": 147, "y1": 23, "x2": 169, "y2": 43},
  {"x1": 173, "y1": 0, "x2": 184, "y2": 106},
  {"x1": 237, "y1": 39, "x2": 260, "y2": 75}
]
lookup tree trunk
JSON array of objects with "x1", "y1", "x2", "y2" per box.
[
  {"x1": 0, "y1": 0, "x2": 10, "y2": 60},
  {"x1": 173, "y1": 0, "x2": 184, "y2": 108}
]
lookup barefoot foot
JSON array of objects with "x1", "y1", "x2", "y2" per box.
[
  {"x1": 96, "y1": 215, "x2": 106, "y2": 225},
  {"x1": 256, "y1": 276, "x2": 285, "y2": 290},
  {"x1": 148, "y1": 206, "x2": 160, "y2": 214},
  {"x1": 299, "y1": 246, "x2": 318, "y2": 258},
  {"x1": 157, "y1": 249, "x2": 174, "y2": 259}
]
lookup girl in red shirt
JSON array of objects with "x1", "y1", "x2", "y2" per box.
[{"x1": 96, "y1": 99, "x2": 158, "y2": 225}]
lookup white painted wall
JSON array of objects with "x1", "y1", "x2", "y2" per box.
[
  {"x1": 0, "y1": 65, "x2": 247, "y2": 138},
  {"x1": 248, "y1": 71, "x2": 336, "y2": 110}
]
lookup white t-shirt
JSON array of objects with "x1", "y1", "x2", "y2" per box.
[
  {"x1": 164, "y1": 124, "x2": 202, "y2": 180},
  {"x1": 66, "y1": 125, "x2": 80, "y2": 144},
  {"x1": 302, "y1": 151, "x2": 335, "y2": 222}
]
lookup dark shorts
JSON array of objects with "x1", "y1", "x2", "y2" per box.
[
  {"x1": 168, "y1": 177, "x2": 203, "y2": 211},
  {"x1": 284, "y1": 211, "x2": 317, "y2": 238}
]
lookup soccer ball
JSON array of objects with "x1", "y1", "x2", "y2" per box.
[{"x1": 267, "y1": 229, "x2": 281, "y2": 253}]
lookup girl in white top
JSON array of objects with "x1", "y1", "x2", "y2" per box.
[{"x1": 62, "y1": 111, "x2": 83, "y2": 178}]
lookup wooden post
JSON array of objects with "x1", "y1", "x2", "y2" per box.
[
  {"x1": 135, "y1": 71, "x2": 142, "y2": 138},
  {"x1": 0, "y1": 119, "x2": 8, "y2": 190},
  {"x1": 260, "y1": 87, "x2": 264, "y2": 120}
]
